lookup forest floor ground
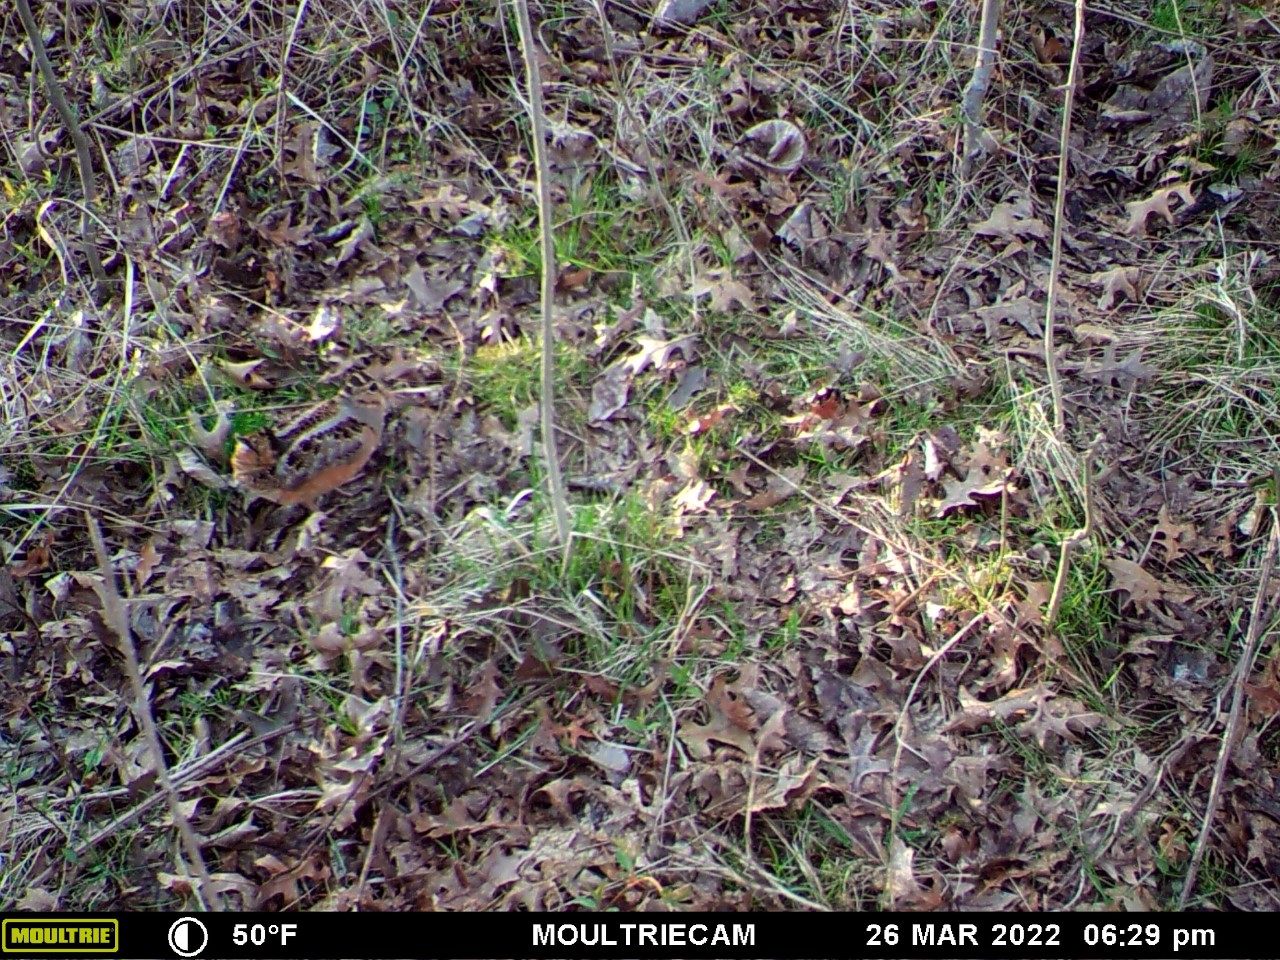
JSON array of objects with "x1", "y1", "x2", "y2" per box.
[{"x1": 3, "y1": 0, "x2": 1280, "y2": 911}]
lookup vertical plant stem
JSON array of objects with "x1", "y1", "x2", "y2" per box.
[
  {"x1": 15, "y1": 0, "x2": 107, "y2": 292},
  {"x1": 511, "y1": 0, "x2": 572, "y2": 557},
  {"x1": 85, "y1": 513, "x2": 224, "y2": 911},
  {"x1": 1043, "y1": 0, "x2": 1086, "y2": 435},
  {"x1": 960, "y1": 0, "x2": 1002, "y2": 176}
]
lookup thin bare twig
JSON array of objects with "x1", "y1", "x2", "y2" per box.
[
  {"x1": 14, "y1": 729, "x2": 272, "y2": 904},
  {"x1": 1045, "y1": 441, "x2": 1097, "y2": 631},
  {"x1": 510, "y1": 0, "x2": 572, "y2": 558},
  {"x1": 1043, "y1": 0, "x2": 1086, "y2": 434},
  {"x1": 960, "y1": 0, "x2": 1002, "y2": 176},
  {"x1": 14, "y1": 0, "x2": 107, "y2": 292},
  {"x1": 1178, "y1": 515, "x2": 1279, "y2": 908},
  {"x1": 886, "y1": 611, "x2": 985, "y2": 903},
  {"x1": 1040, "y1": 0, "x2": 1092, "y2": 642},
  {"x1": 85, "y1": 512, "x2": 224, "y2": 911}
]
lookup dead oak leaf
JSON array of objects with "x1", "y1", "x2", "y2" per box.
[
  {"x1": 672, "y1": 478, "x2": 716, "y2": 516},
  {"x1": 217, "y1": 359, "x2": 271, "y2": 390},
  {"x1": 407, "y1": 183, "x2": 491, "y2": 224},
  {"x1": 1092, "y1": 266, "x2": 1146, "y2": 310},
  {"x1": 589, "y1": 335, "x2": 695, "y2": 423},
  {"x1": 135, "y1": 540, "x2": 161, "y2": 589},
  {"x1": 974, "y1": 294, "x2": 1046, "y2": 338},
  {"x1": 1015, "y1": 580, "x2": 1051, "y2": 627},
  {"x1": 785, "y1": 394, "x2": 876, "y2": 450},
  {"x1": 462, "y1": 659, "x2": 503, "y2": 719},
  {"x1": 10, "y1": 533, "x2": 53, "y2": 577},
  {"x1": 1124, "y1": 183, "x2": 1196, "y2": 237},
  {"x1": 1104, "y1": 556, "x2": 1194, "y2": 611},
  {"x1": 935, "y1": 442, "x2": 1014, "y2": 516},
  {"x1": 689, "y1": 269, "x2": 757, "y2": 313},
  {"x1": 1152, "y1": 505, "x2": 1200, "y2": 563},
  {"x1": 1075, "y1": 344, "x2": 1153, "y2": 388},
  {"x1": 588, "y1": 364, "x2": 631, "y2": 423},
  {"x1": 972, "y1": 197, "x2": 1049, "y2": 242},
  {"x1": 624, "y1": 334, "x2": 695, "y2": 376},
  {"x1": 1244, "y1": 679, "x2": 1280, "y2": 717},
  {"x1": 742, "y1": 465, "x2": 805, "y2": 510},
  {"x1": 887, "y1": 840, "x2": 945, "y2": 910},
  {"x1": 945, "y1": 684, "x2": 1107, "y2": 749},
  {"x1": 1147, "y1": 55, "x2": 1214, "y2": 132},
  {"x1": 678, "y1": 674, "x2": 758, "y2": 759}
]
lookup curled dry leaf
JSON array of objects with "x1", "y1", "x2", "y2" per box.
[
  {"x1": 652, "y1": 0, "x2": 715, "y2": 27},
  {"x1": 307, "y1": 304, "x2": 342, "y2": 342},
  {"x1": 972, "y1": 197, "x2": 1049, "y2": 241},
  {"x1": 689, "y1": 269, "x2": 757, "y2": 313},
  {"x1": 217, "y1": 358, "x2": 271, "y2": 389},
  {"x1": 1092, "y1": 265, "x2": 1146, "y2": 310},
  {"x1": 737, "y1": 119, "x2": 807, "y2": 175},
  {"x1": 206, "y1": 211, "x2": 242, "y2": 249},
  {"x1": 186, "y1": 405, "x2": 233, "y2": 461},
  {"x1": 1104, "y1": 556, "x2": 1194, "y2": 610},
  {"x1": 742, "y1": 464, "x2": 805, "y2": 510},
  {"x1": 934, "y1": 442, "x2": 1014, "y2": 517},
  {"x1": 776, "y1": 201, "x2": 827, "y2": 254},
  {"x1": 1124, "y1": 183, "x2": 1196, "y2": 237}
]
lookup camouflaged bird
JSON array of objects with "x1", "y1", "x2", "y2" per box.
[{"x1": 230, "y1": 387, "x2": 387, "y2": 507}]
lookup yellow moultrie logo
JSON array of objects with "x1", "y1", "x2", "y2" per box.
[{"x1": 2, "y1": 919, "x2": 118, "y2": 953}]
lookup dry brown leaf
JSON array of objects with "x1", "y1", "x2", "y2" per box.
[
  {"x1": 217, "y1": 359, "x2": 271, "y2": 390},
  {"x1": 135, "y1": 540, "x2": 161, "y2": 589},
  {"x1": 588, "y1": 363, "x2": 631, "y2": 423},
  {"x1": 1077, "y1": 344, "x2": 1153, "y2": 386},
  {"x1": 1104, "y1": 556, "x2": 1194, "y2": 610},
  {"x1": 1152, "y1": 505, "x2": 1199, "y2": 563},
  {"x1": 777, "y1": 201, "x2": 826, "y2": 252},
  {"x1": 974, "y1": 295, "x2": 1046, "y2": 338},
  {"x1": 786, "y1": 393, "x2": 875, "y2": 450},
  {"x1": 689, "y1": 269, "x2": 757, "y2": 312},
  {"x1": 1092, "y1": 266, "x2": 1146, "y2": 310},
  {"x1": 742, "y1": 465, "x2": 805, "y2": 510},
  {"x1": 206, "y1": 211, "x2": 242, "y2": 249},
  {"x1": 187, "y1": 405, "x2": 234, "y2": 461},
  {"x1": 307, "y1": 304, "x2": 341, "y2": 342},
  {"x1": 945, "y1": 684, "x2": 1106, "y2": 748},
  {"x1": 678, "y1": 674, "x2": 758, "y2": 759},
  {"x1": 935, "y1": 442, "x2": 1014, "y2": 516},
  {"x1": 737, "y1": 119, "x2": 807, "y2": 174},
  {"x1": 972, "y1": 197, "x2": 1050, "y2": 241},
  {"x1": 672, "y1": 478, "x2": 715, "y2": 515},
  {"x1": 1124, "y1": 183, "x2": 1196, "y2": 237},
  {"x1": 886, "y1": 839, "x2": 944, "y2": 909},
  {"x1": 10, "y1": 533, "x2": 53, "y2": 578},
  {"x1": 1147, "y1": 55, "x2": 1213, "y2": 131},
  {"x1": 463, "y1": 659, "x2": 503, "y2": 719}
]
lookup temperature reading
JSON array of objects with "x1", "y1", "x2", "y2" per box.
[{"x1": 232, "y1": 923, "x2": 298, "y2": 947}]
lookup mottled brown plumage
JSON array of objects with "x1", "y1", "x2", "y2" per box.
[{"x1": 230, "y1": 388, "x2": 387, "y2": 507}]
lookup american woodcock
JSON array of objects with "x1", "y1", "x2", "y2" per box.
[{"x1": 230, "y1": 387, "x2": 388, "y2": 507}]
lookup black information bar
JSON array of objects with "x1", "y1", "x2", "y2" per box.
[{"x1": 0, "y1": 911, "x2": 1240, "y2": 959}]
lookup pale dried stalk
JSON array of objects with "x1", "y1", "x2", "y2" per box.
[
  {"x1": 15, "y1": 0, "x2": 107, "y2": 292},
  {"x1": 511, "y1": 0, "x2": 572, "y2": 557},
  {"x1": 1041, "y1": 0, "x2": 1089, "y2": 641},
  {"x1": 85, "y1": 513, "x2": 224, "y2": 911},
  {"x1": 960, "y1": 0, "x2": 1002, "y2": 175},
  {"x1": 1178, "y1": 515, "x2": 1279, "y2": 908},
  {"x1": 1042, "y1": 0, "x2": 1086, "y2": 435},
  {"x1": 1044, "y1": 444, "x2": 1094, "y2": 631}
]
